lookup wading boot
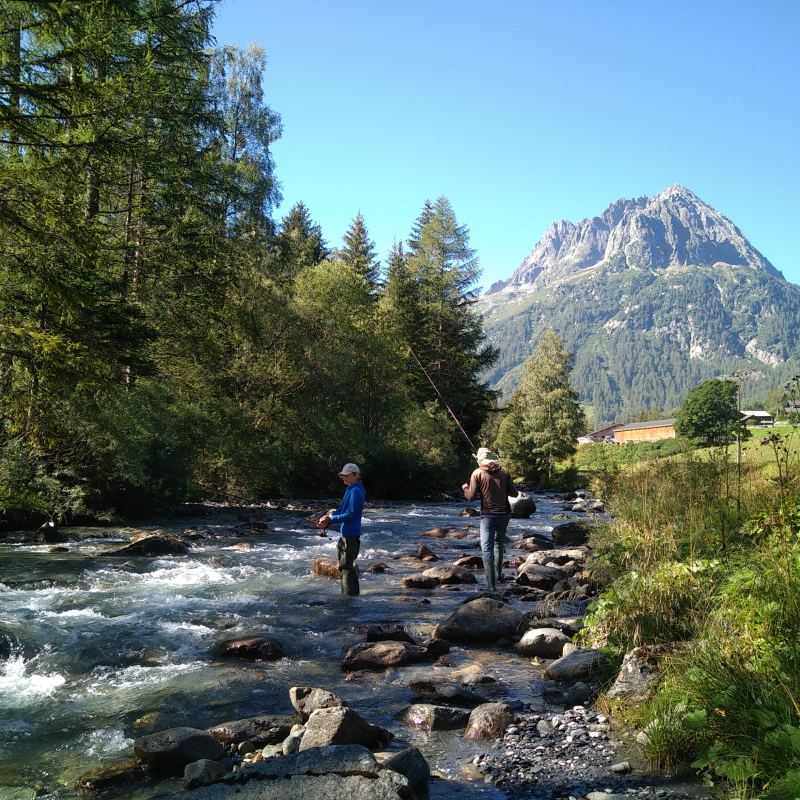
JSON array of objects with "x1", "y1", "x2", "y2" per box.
[
  {"x1": 483, "y1": 563, "x2": 495, "y2": 593},
  {"x1": 493, "y1": 546, "x2": 504, "y2": 582}
]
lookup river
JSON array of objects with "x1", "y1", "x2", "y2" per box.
[{"x1": 1, "y1": 494, "x2": 575, "y2": 799}]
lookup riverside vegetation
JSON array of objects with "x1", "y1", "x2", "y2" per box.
[
  {"x1": 0, "y1": 2, "x2": 496, "y2": 526},
  {"x1": 578, "y1": 425, "x2": 800, "y2": 800}
]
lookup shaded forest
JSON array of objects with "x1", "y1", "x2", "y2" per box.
[{"x1": 0, "y1": 1, "x2": 497, "y2": 522}]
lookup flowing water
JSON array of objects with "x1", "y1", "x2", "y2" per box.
[{"x1": 0, "y1": 496, "x2": 570, "y2": 799}]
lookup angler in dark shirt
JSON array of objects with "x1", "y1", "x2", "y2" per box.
[{"x1": 462, "y1": 447, "x2": 519, "y2": 591}]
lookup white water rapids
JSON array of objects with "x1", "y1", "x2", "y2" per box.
[{"x1": 0, "y1": 497, "x2": 568, "y2": 799}]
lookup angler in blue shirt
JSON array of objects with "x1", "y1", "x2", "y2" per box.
[{"x1": 316, "y1": 463, "x2": 366, "y2": 595}]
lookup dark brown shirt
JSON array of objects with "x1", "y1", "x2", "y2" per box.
[{"x1": 464, "y1": 464, "x2": 519, "y2": 515}]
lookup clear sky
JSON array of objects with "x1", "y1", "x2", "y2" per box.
[{"x1": 211, "y1": 0, "x2": 800, "y2": 291}]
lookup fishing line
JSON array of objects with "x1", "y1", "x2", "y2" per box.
[{"x1": 406, "y1": 345, "x2": 478, "y2": 455}]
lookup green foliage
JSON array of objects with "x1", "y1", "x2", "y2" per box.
[
  {"x1": 675, "y1": 378, "x2": 743, "y2": 447},
  {"x1": 495, "y1": 328, "x2": 585, "y2": 484}
]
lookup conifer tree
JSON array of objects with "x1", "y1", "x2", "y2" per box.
[
  {"x1": 496, "y1": 328, "x2": 585, "y2": 484},
  {"x1": 275, "y1": 202, "x2": 329, "y2": 281},
  {"x1": 338, "y1": 212, "x2": 380, "y2": 292}
]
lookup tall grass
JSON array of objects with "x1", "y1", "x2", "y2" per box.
[{"x1": 582, "y1": 428, "x2": 800, "y2": 798}]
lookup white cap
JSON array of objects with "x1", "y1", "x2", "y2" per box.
[{"x1": 339, "y1": 463, "x2": 360, "y2": 476}]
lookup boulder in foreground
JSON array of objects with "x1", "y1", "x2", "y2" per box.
[
  {"x1": 342, "y1": 640, "x2": 429, "y2": 671},
  {"x1": 133, "y1": 727, "x2": 225, "y2": 772},
  {"x1": 543, "y1": 647, "x2": 607, "y2": 681},
  {"x1": 432, "y1": 597, "x2": 524, "y2": 644},
  {"x1": 214, "y1": 637, "x2": 286, "y2": 661},
  {"x1": 465, "y1": 702, "x2": 517, "y2": 739},
  {"x1": 299, "y1": 706, "x2": 392, "y2": 750}
]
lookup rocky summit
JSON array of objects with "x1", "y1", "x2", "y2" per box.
[{"x1": 479, "y1": 185, "x2": 800, "y2": 422}]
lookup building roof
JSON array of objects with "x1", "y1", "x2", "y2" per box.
[
  {"x1": 615, "y1": 419, "x2": 677, "y2": 432},
  {"x1": 587, "y1": 423, "x2": 625, "y2": 437},
  {"x1": 741, "y1": 410, "x2": 773, "y2": 418}
]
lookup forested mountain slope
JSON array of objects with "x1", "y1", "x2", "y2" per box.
[{"x1": 479, "y1": 186, "x2": 800, "y2": 425}]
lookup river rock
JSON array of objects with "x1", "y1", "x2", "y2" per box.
[
  {"x1": 299, "y1": 707, "x2": 392, "y2": 750},
  {"x1": 402, "y1": 574, "x2": 439, "y2": 589},
  {"x1": 364, "y1": 562, "x2": 387, "y2": 573},
  {"x1": 407, "y1": 677, "x2": 488, "y2": 707},
  {"x1": 214, "y1": 636, "x2": 286, "y2": 661},
  {"x1": 184, "y1": 758, "x2": 225, "y2": 789},
  {"x1": 109, "y1": 535, "x2": 189, "y2": 556},
  {"x1": 342, "y1": 640, "x2": 429, "y2": 671},
  {"x1": 516, "y1": 561, "x2": 567, "y2": 589},
  {"x1": 550, "y1": 522, "x2": 590, "y2": 546},
  {"x1": 432, "y1": 597, "x2": 524, "y2": 644},
  {"x1": 289, "y1": 687, "x2": 347, "y2": 720},
  {"x1": 403, "y1": 703, "x2": 470, "y2": 731},
  {"x1": 421, "y1": 565, "x2": 476, "y2": 585},
  {"x1": 464, "y1": 702, "x2": 516, "y2": 739},
  {"x1": 35, "y1": 521, "x2": 67, "y2": 543},
  {"x1": 74, "y1": 762, "x2": 145, "y2": 792},
  {"x1": 575, "y1": 489, "x2": 593, "y2": 499},
  {"x1": 376, "y1": 746, "x2": 430, "y2": 787},
  {"x1": 417, "y1": 545, "x2": 438, "y2": 561},
  {"x1": 207, "y1": 715, "x2": 297, "y2": 746},
  {"x1": 188, "y1": 745, "x2": 411, "y2": 800},
  {"x1": 134, "y1": 727, "x2": 225, "y2": 772},
  {"x1": 529, "y1": 615, "x2": 584, "y2": 636},
  {"x1": 543, "y1": 648, "x2": 607, "y2": 681},
  {"x1": 525, "y1": 548, "x2": 587, "y2": 567},
  {"x1": 516, "y1": 627, "x2": 573, "y2": 658},
  {"x1": 421, "y1": 527, "x2": 450, "y2": 538},
  {"x1": 459, "y1": 507, "x2": 479, "y2": 516},
  {"x1": 313, "y1": 557, "x2": 359, "y2": 579},
  {"x1": 606, "y1": 644, "x2": 684, "y2": 701},
  {"x1": 510, "y1": 492, "x2": 537, "y2": 518},
  {"x1": 453, "y1": 555, "x2": 483, "y2": 569},
  {"x1": 366, "y1": 626, "x2": 417, "y2": 645}
]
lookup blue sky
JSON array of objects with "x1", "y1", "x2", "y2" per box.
[{"x1": 211, "y1": 0, "x2": 800, "y2": 290}]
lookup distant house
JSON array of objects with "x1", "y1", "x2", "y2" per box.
[
  {"x1": 786, "y1": 400, "x2": 800, "y2": 415},
  {"x1": 584, "y1": 423, "x2": 625, "y2": 443},
  {"x1": 740, "y1": 410, "x2": 774, "y2": 426},
  {"x1": 614, "y1": 419, "x2": 676, "y2": 443}
]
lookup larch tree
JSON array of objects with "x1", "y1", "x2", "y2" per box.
[{"x1": 496, "y1": 328, "x2": 585, "y2": 484}]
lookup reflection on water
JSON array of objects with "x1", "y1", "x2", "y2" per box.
[{"x1": 0, "y1": 497, "x2": 568, "y2": 798}]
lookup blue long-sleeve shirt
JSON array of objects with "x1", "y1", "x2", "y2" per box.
[{"x1": 331, "y1": 481, "x2": 366, "y2": 537}]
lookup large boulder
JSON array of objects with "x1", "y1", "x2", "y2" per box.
[
  {"x1": 299, "y1": 707, "x2": 392, "y2": 750},
  {"x1": 606, "y1": 644, "x2": 687, "y2": 701},
  {"x1": 342, "y1": 641, "x2": 429, "y2": 671},
  {"x1": 510, "y1": 492, "x2": 537, "y2": 518},
  {"x1": 289, "y1": 687, "x2": 347, "y2": 721},
  {"x1": 543, "y1": 648, "x2": 607, "y2": 681},
  {"x1": 134, "y1": 727, "x2": 225, "y2": 772},
  {"x1": 376, "y1": 746, "x2": 430, "y2": 787},
  {"x1": 550, "y1": 522, "x2": 590, "y2": 546},
  {"x1": 34, "y1": 521, "x2": 68, "y2": 544},
  {"x1": 525, "y1": 548, "x2": 587, "y2": 567},
  {"x1": 403, "y1": 704, "x2": 470, "y2": 731},
  {"x1": 516, "y1": 627, "x2": 573, "y2": 658},
  {"x1": 184, "y1": 759, "x2": 225, "y2": 790},
  {"x1": 207, "y1": 715, "x2": 297, "y2": 747},
  {"x1": 421, "y1": 565, "x2": 476, "y2": 585},
  {"x1": 365, "y1": 627, "x2": 417, "y2": 645},
  {"x1": 214, "y1": 637, "x2": 286, "y2": 661},
  {"x1": 465, "y1": 703, "x2": 517, "y2": 739},
  {"x1": 407, "y1": 677, "x2": 488, "y2": 707},
  {"x1": 432, "y1": 597, "x2": 524, "y2": 644},
  {"x1": 516, "y1": 562, "x2": 567, "y2": 589},
  {"x1": 402, "y1": 575, "x2": 439, "y2": 589}
]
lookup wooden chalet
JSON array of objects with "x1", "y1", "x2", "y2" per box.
[
  {"x1": 740, "y1": 410, "x2": 774, "y2": 426},
  {"x1": 614, "y1": 419, "x2": 676, "y2": 443},
  {"x1": 584, "y1": 422, "x2": 625, "y2": 443}
]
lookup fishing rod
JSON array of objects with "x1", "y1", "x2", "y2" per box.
[{"x1": 406, "y1": 345, "x2": 478, "y2": 455}]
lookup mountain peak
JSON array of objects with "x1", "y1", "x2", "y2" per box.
[{"x1": 494, "y1": 186, "x2": 781, "y2": 293}]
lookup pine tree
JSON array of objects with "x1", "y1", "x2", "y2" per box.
[
  {"x1": 338, "y1": 212, "x2": 380, "y2": 292},
  {"x1": 496, "y1": 328, "x2": 586, "y2": 484},
  {"x1": 275, "y1": 202, "x2": 329, "y2": 281}
]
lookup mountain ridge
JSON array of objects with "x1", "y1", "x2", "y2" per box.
[{"x1": 478, "y1": 186, "x2": 799, "y2": 425}]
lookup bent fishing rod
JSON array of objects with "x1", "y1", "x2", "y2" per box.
[{"x1": 406, "y1": 345, "x2": 478, "y2": 455}]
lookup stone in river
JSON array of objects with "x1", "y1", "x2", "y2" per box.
[
  {"x1": 464, "y1": 702, "x2": 517, "y2": 739},
  {"x1": 184, "y1": 759, "x2": 225, "y2": 789},
  {"x1": 432, "y1": 597, "x2": 524, "y2": 644},
  {"x1": 510, "y1": 492, "x2": 537, "y2": 518},
  {"x1": 289, "y1": 687, "x2": 347, "y2": 721},
  {"x1": 402, "y1": 574, "x2": 439, "y2": 589},
  {"x1": 516, "y1": 561, "x2": 566, "y2": 589},
  {"x1": 74, "y1": 762, "x2": 146, "y2": 792},
  {"x1": 299, "y1": 707, "x2": 392, "y2": 750},
  {"x1": 34, "y1": 521, "x2": 68, "y2": 543},
  {"x1": 214, "y1": 636, "x2": 286, "y2": 661},
  {"x1": 407, "y1": 677, "x2": 488, "y2": 707},
  {"x1": 459, "y1": 507, "x2": 479, "y2": 516},
  {"x1": 417, "y1": 545, "x2": 438, "y2": 560},
  {"x1": 453, "y1": 555, "x2": 483, "y2": 569},
  {"x1": 550, "y1": 521, "x2": 590, "y2": 546},
  {"x1": 342, "y1": 640, "x2": 429, "y2": 671},
  {"x1": 134, "y1": 727, "x2": 225, "y2": 772},
  {"x1": 364, "y1": 562, "x2": 387, "y2": 573},
  {"x1": 207, "y1": 715, "x2": 297, "y2": 747},
  {"x1": 421, "y1": 565, "x2": 476, "y2": 585},
  {"x1": 365, "y1": 626, "x2": 417, "y2": 645},
  {"x1": 109, "y1": 535, "x2": 189, "y2": 556},
  {"x1": 403, "y1": 703, "x2": 470, "y2": 731},
  {"x1": 516, "y1": 627, "x2": 573, "y2": 658},
  {"x1": 543, "y1": 647, "x2": 607, "y2": 681},
  {"x1": 420, "y1": 527, "x2": 449, "y2": 538},
  {"x1": 374, "y1": 746, "x2": 430, "y2": 787},
  {"x1": 313, "y1": 556, "x2": 360, "y2": 579}
]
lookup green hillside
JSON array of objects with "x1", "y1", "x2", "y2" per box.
[{"x1": 480, "y1": 264, "x2": 800, "y2": 425}]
